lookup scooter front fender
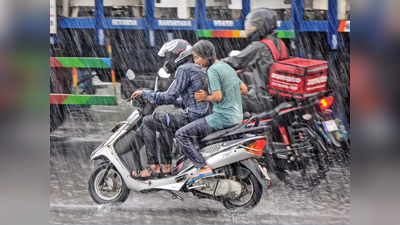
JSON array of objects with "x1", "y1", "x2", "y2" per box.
[
  {"x1": 90, "y1": 146, "x2": 131, "y2": 178},
  {"x1": 90, "y1": 145, "x2": 143, "y2": 191},
  {"x1": 90, "y1": 145, "x2": 109, "y2": 161}
]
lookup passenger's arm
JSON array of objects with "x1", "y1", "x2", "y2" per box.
[
  {"x1": 195, "y1": 90, "x2": 222, "y2": 103},
  {"x1": 240, "y1": 82, "x2": 248, "y2": 95}
]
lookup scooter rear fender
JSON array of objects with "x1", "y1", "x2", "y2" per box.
[{"x1": 239, "y1": 158, "x2": 270, "y2": 189}]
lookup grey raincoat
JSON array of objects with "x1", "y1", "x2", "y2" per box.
[{"x1": 221, "y1": 32, "x2": 285, "y2": 113}]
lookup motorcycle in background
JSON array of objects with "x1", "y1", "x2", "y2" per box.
[
  {"x1": 245, "y1": 91, "x2": 350, "y2": 190},
  {"x1": 229, "y1": 49, "x2": 349, "y2": 190}
]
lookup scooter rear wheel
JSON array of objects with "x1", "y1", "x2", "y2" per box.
[
  {"x1": 88, "y1": 163, "x2": 130, "y2": 205},
  {"x1": 222, "y1": 170, "x2": 263, "y2": 209}
]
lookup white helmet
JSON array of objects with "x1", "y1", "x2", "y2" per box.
[
  {"x1": 158, "y1": 39, "x2": 193, "y2": 73},
  {"x1": 158, "y1": 39, "x2": 193, "y2": 62}
]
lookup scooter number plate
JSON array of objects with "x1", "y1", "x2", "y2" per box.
[{"x1": 323, "y1": 120, "x2": 339, "y2": 132}]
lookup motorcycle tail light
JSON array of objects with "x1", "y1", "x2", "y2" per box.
[
  {"x1": 319, "y1": 97, "x2": 334, "y2": 110},
  {"x1": 245, "y1": 140, "x2": 267, "y2": 156}
]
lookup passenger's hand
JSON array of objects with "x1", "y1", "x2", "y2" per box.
[
  {"x1": 131, "y1": 90, "x2": 143, "y2": 99},
  {"x1": 195, "y1": 90, "x2": 208, "y2": 102}
]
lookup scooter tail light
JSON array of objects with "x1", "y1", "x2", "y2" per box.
[
  {"x1": 245, "y1": 139, "x2": 267, "y2": 156},
  {"x1": 319, "y1": 96, "x2": 334, "y2": 110}
]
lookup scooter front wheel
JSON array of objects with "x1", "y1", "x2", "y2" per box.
[{"x1": 88, "y1": 163, "x2": 130, "y2": 205}]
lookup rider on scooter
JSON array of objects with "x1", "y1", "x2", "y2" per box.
[
  {"x1": 131, "y1": 39, "x2": 211, "y2": 180},
  {"x1": 175, "y1": 40, "x2": 248, "y2": 184},
  {"x1": 221, "y1": 8, "x2": 285, "y2": 115}
]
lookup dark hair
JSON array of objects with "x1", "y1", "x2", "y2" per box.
[{"x1": 192, "y1": 40, "x2": 216, "y2": 68}]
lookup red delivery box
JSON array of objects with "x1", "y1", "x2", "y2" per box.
[{"x1": 269, "y1": 57, "x2": 328, "y2": 99}]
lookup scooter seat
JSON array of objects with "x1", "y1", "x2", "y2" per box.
[
  {"x1": 201, "y1": 117, "x2": 271, "y2": 145},
  {"x1": 201, "y1": 124, "x2": 241, "y2": 143}
]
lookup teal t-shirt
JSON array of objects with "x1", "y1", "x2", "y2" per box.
[{"x1": 205, "y1": 62, "x2": 243, "y2": 130}]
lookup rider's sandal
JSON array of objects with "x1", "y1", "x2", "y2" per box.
[
  {"x1": 130, "y1": 170, "x2": 143, "y2": 179},
  {"x1": 130, "y1": 166, "x2": 162, "y2": 180},
  {"x1": 160, "y1": 167, "x2": 172, "y2": 178}
]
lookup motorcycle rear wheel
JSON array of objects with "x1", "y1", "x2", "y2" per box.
[
  {"x1": 88, "y1": 163, "x2": 130, "y2": 205},
  {"x1": 273, "y1": 138, "x2": 328, "y2": 190}
]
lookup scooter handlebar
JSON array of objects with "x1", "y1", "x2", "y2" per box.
[{"x1": 126, "y1": 94, "x2": 143, "y2": 101}]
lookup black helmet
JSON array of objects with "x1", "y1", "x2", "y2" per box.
[
  {"x1": 158, "y1": 39, "x2": 193, "y2": 73},
  {"x1": 245, "y1": 8, "x2": 278, "y2": 42}
]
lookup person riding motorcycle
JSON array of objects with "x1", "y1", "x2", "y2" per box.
[
  {"x1": 131, "y1": 39, "x2": 211, "y2": 179},
  {"x1": 221, "y1": 8, "x2": 286, "y2": 115}
]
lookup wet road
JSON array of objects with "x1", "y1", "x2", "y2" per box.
[{"x1": 50, "y1": 83, "x2": 350, "y2": 224}]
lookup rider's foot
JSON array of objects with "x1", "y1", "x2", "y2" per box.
[
  {"x1": 161, "y1": 164, "x2": 171, "y2": 177},
  {"x1": 189, "y1": 165, "x2": 213, "y2": 180},
  {"x1": 132, "y1": 164, "x2": 161, "y2": 178}
]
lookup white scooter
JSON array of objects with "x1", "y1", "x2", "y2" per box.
[{"x1": 88, "y1": 69, "x2": 272, "y2": 209}]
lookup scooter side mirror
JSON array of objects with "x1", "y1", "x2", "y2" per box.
[
  {"x1": 125, "y1": 69, "x2": 136, "y2": 80},
  {"x1": 158, "y1": 68, "x2": 171, "y2": 79},
  {"x1": 228, "y1": 50, "x2": 241, "y2": 57}
]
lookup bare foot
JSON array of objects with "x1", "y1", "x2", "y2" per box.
[
  {"x1": 189, "y1": 165, "x2": 213, "y2": 180},
  {"x1": 132, "y1": 164, "x2": 161, "y2": 177}
]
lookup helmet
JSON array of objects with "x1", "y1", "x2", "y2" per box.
[
  {"x1": 245, "y1": 8, "x2": 278, "y2": 42},
  {"x1": 158, "y1": 39, "x2": 193, "y2": 73}
]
